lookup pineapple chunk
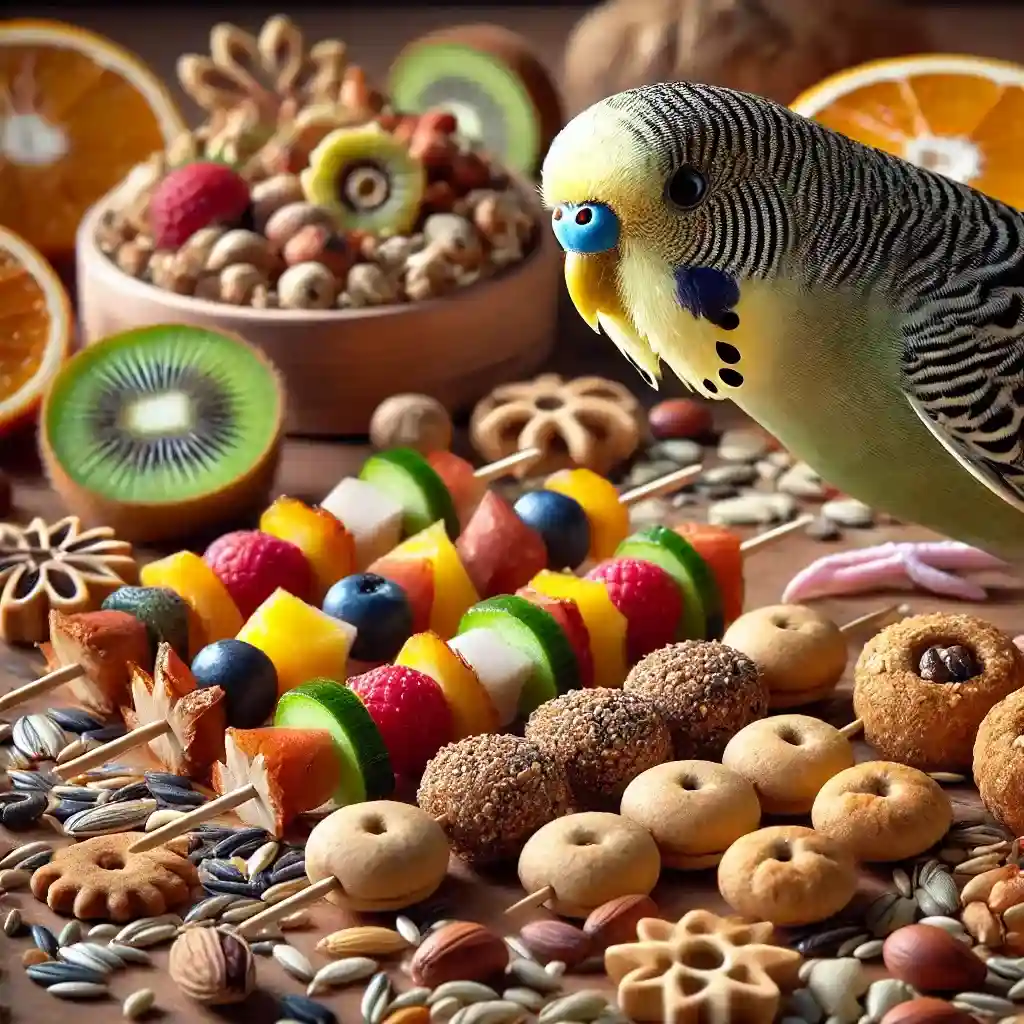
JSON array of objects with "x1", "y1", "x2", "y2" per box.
[
  {"x1": 321, "y1": 477, "x2": 404, "y2": 568},
  {"x1": 447, "y1": 628, "x2": 532, "y2": 728}
]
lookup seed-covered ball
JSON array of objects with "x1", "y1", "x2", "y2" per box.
[
  {"x1": 417, "y1": 733, "x2": 571, "y2": 865},
  {"x1": 624, "y1": 640, "x2": 769, "y2": 759},
  {"x1": 525, "y1": 688, "x2": 672, "y2": 809}
]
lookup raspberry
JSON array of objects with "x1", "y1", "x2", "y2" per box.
[
  {"x1": 148, "y1": 162, "x2": 251, "y2": 249},
  {"x1": 586, "y1": 558, "x2": 682, "y2": 663},
  {"x1": 203, "y1": 530, "x2": 313, "y2": 619},
  {"x1": 349, "y1": 665, "x2": 453, "y2": 778}
]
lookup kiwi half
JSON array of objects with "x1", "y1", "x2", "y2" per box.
[
  {"x1": 40, "y1": 325, "x2": 284, "y2": 544},
  {"x1": 388, "y1": 24, "x2": 564, "y2": 178}
]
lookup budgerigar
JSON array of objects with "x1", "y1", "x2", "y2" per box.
[{"x1": 542, "y1": 82, "x2": 1024, "y2": 564}]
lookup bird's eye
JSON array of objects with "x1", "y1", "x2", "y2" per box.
[{"x1": 666, "y1": 165, "x2": 708, "y2": 210}]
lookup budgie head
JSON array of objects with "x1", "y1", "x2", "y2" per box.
[{"x1": 542, "y1": 82, "x2": 810, "y2": 391}]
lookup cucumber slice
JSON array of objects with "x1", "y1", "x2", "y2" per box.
[
  {"x1": 456, "y1": 595, "x2": 579, "y2": 715},
  {"x1": 274, "y1": 678, "x2": 394, "y2": 804},
  {"x1": 359, "y1": 448, "x2": 460, "y2": 540},
  {"x1": 615, "y1": 525, "x2": 723, "y2": 640}
]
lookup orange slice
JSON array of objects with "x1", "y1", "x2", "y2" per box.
[
  {"x1": 790, "y1": 54, "x2": 1024, "y2": 208},
  {"x1": 0, "y1": 225, "x2": 71, "y2": 434},
  {"x1": 0, "y1": 19, "x2": 186, "y2": 260}
]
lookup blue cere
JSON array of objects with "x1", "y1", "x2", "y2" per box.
[{"x1": 551, "y1": 202, "x2": 619, "y2": 254}]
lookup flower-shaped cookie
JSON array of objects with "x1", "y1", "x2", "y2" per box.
[
  {"x1": 31, "y1": 832, "x2": 198, "y2": 922},
  {"x1": 470, "y1": 373, "x2": 642, "y2": 476},
  {"x1": 605, "y1": 909, "x2": 802, "y2": 1024},
  {"x1": 0, "y1": 516, "x2": 138, "y2": 645}
]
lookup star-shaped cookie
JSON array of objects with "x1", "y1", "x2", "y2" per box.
[{"x1": 604, "y1": 909, "x2": 802, "y2": 1024}]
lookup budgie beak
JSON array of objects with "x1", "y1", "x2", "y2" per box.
[{"x1": 563, "y1": 251, "x2": 663, "y2": 389}]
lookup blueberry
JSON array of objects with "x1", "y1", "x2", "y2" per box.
[
  {"x1": 322, "y1": 573, "x2": 412, "y2": 662},
  {"x1": 513, "y1": 490, "x2": 591, "y2": 570},
  {"x1": 191, "y1": 639, "x2": 278, "y2": 728}
]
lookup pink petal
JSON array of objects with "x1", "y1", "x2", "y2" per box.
[
  {"x1": 782, "y1": 554, "x2": 907, "y2": 602},
  {"x1": 901, "y1": 553, "x2": 989, "y2": 601}
]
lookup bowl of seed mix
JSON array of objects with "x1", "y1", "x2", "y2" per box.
[{"x1": 75, "y1": 15, "x2": 561, "y2": 435}]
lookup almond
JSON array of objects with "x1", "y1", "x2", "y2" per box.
[
  {"x1": 518, "y1": 920, "x2": 591, "y2": 968},
  {"x1": 959, "y1": 864, "x2": 1017, "y2": 906},
  {"x1": 961, "y1": 901, "x2": 1004, "y2": 947},
  {"x1": 988, "y1": 871, "x2": 1024, "y2": 914},
  {"x1": 882, "y1": 924, "x2": 987, "y2": 993},
  {"x1": 583, "y1": 894, "x2": 660, "y2": 950},
  {"x1": 409, "y1": 921, "x2": 508, "y2": 988},
  {"x1": 880, "y1": 997, "x2": 977, "y2": 1024}
]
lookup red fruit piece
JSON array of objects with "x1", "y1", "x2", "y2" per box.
[
  {"x1": 587, "y1": 558, "x2": 683, "y2": 664},
  {"x1": 427, "y1": 451, "x2": 487, "y2": 528},
  {"x1": 648, "y1": 398, "x2": 713, "y2": 440},
  {"x1": 366, "y1": 556, "x2": 435, "y2": 634},
  {"x1": 348, "y1": 664, "x2": 453, "y2": 779},
  {"x1": 204, "y1": 530, "x2": 313, "y2": 620},
  {"x1": 149, "y1": 162, "x2": 251, "y2": 249},
  {"x1": 673, "y1": 522, "x2": 745, "y2": 626},
  {"x1": 456, "y1": 492, "x2": 547, "y2": 597},
  {"x1": 517, "y1": 588, "x2": 595, "y2": 688}
]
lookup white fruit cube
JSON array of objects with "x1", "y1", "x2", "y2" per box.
[
  {"x1": 448, "y1": 628, "x2": 532, "y2": 727},
  {"x1": 321, "y1": 477, "x2": 404, "y2": 568}
]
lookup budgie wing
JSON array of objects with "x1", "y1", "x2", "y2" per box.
[{"x1": 899, "y1": 224, "x2": 1024, "y2": 515}]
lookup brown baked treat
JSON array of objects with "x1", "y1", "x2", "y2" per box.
[
  {"x1": 974, "y1": 687, "x2": 1024, "y2": 836},
  {"x1": 854, "y1": 613, "x2": 1024, "y2": 771},
  {"x1": 810, "y1": 761, "x2": 953, "y2": 863},
  {"x1": 417, "y1": 733, "x2": 571, "y2": 866},
  {"x1": 524, "y1": 688, "x2": 672, "y2": 809},
  {"x1": 624, "y1": 640, "x2": 769, "y2": 759}
]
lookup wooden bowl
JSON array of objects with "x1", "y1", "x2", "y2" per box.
[{"x1": 75, "y1": 188, "x2": 561, "y2": 436}]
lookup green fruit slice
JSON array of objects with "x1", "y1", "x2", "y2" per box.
[
  {"x1": 359, "y1": 447, "x2": 460, "y2": 540},
  {"x1": 615, "y1": 526, "x2": 723, "y2": 640},
  {"x1": 388, "y1": 25, "x2": 563, "y2": 177},
  {"x1": 40, "y1": 325, "x2": 284, "y2": 541},
  {"x1": 457, "y1": 594, "x2": 579, "y2": 715},
  {"x1": 274, "y1": 679, "x2": 394, "y2": 805}
]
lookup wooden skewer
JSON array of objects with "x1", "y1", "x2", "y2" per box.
[
  {"x1": 53, "y1": 721, "x2": 169, "y2": 781},
  {"x1": 505, "y1": 886, "x2": 556, "y2": 916},
  {"x1": 0, "y1": 663, "x2": 84, "y2": 713},
  {"x1": 618, "y1": 464, "x2": 703, "y2": 506},
  {"x1": 739, "y1": 514, "x2": 815, "y2": 554},
  {"x1": 236, "y1": 877, "x2": 340, "y2": 938},
  {"x1": 473, "y1": 447, "x2": 542, "y2": 482},
  {"x1": 129, "y1": 784, "x2": 262, "y2": 854}
]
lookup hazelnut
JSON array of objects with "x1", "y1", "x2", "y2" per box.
[
  {"x1": 881, "y1": 924, "x2": 986, "y2": 993},
  {"x1": 205, "y1": 230, "x2": 276, "y2": 273},
  {"x1": 251, "y1": 173, "x2": 305, "y2": 230},
  {"x1": 168, "y1": 925, "x2": 255, "y2": 1005},
  {"x1": 369, "y1": 393, "x2": 453, "y2": 454},
  {"x1": 114, "y1": 241, "x2": 150, "y2": 277},
  {"x1": 264, "y1": 201, "x2": 336, "y2": 247},
  {"x1": 283, "y1": 224, "x2": 354, "y2": 278},
  {"x1": 341, "y1": 263, "x2": 399, "y2": 308},
  {"x1": 422, "y1": 214, "x2": 483, "y2": 269},
  {"x1": 178, "y1": 226, "x2": 226, "y2": 269},
  {"x1": 218, "y1": 264, "x2": 267, "y2": 306},
  {"x1": 278, "y1": 262, "x2": 338, "y2": 310},
  {"x1": 409, "y1": 922, "x2": 508, "y2": 988}
]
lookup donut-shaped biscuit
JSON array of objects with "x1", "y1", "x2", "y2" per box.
[
  {"x1": 517, "y1": 811, "x2": 661, "y2": 918},
  {"x1": 721, "y1": 604, "x2": 847, "y2": 708},
  {"x1": 620, "y1": 760, "x2": 761, "y2": 869},
  {"x1": 810, "y1": 761, "x2": 953, "y2": 862},
  {"x1": 722, "y1": 715, "x2": 855, "y2": 815},
  {"x1": 717, "y1": 824, "x2": 857, "y2": 926},
  {"x1": 854, "y1": 613, "x2": 1024, "y2": 771},
  {"x1": 974, "y1": 688, "x2": 1024, "y2": 836},
  {"x1": 305, "y1": 800, "x2": 450, "y2": 911}
]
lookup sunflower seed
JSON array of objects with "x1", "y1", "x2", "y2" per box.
[
  {"x1": 538, "y1": 991, "x2": 609, "y2": 1023},
  {"x1": 75, "y1": 942, "x2": 125, "y2": 970},
  {"x1": 251, "y1": 941, "x2": 278, "y2": 956},
  {"x1": 795, "y1": 927, "x2": 864, "y2": 957},
  {"x1": 852, "y1": 939, "x2": 884, "y2": 960},
  {"x1": 56, "y1": 738, "x2": 96, "y2": 764},
  {"x1": 430, "y1": 983, "x2": 501, "y2": 1004},
  {"x1": 150, "y1": 783, "x2": 205, "y2": 807},
  {"x1": 506, "y1": 959, "x2": 563, "y2": 993},
  {"x1": 117, "y1": 923, "x2": 178, "y2": 949},
  {"x1": 273, "y1": 943, "x2": 315, "y2": 982},
  {"x1": 211, "y1": 827, "x2": 269, "y2": 858},
  {"x1": 917, "y1": 916, "x2": 968, "y2": 937},
  {"x1": 49, "y1": 708, "x2": 103, "y2": 734},
  {"x1": 0, "y1": 866, "x2": 29, "y2": 890},
  {"x1": 280, "y1": 993, "x2": 338, "y2": 1024},
  {"x1": 114, "y1": 915, "x2": 182, "y2": 945},
  {"x1": 86, "y1": 924, "x2": 118, "y2": 940},
  {"x1": 864, "y1": 979, "x2": 914, "y2": 1021},
  {"x1": 972, "y1": 840, "x2": 1011, "y2": 856},
  {"x1": 504, "y1": 936, "x2": 534, "y2": 961},
  {"x1": 956, "y1": 853, "x2": 1005, "y2": 875},
  {"x1": 280, "y1": 911, "x2": 310, "y2": 931},
  {"x1": 86, "y1": 773, "x2": 140, "y2": 789},
  {"x1": 431, "y1": 997, "x2": 462, "y2": 1022},
  {"x1": 58, "y1": 921, "x2": 83, "y2": 947},
  {"x1": 892, "y1": 868, "x2": 913, "y2": 898},
  {"x1": 220, "y1": 899, "x2": 266, "y2": 923},
  {"x1": 58, "y1": 944, "x2": 114, "y2": 974},
  {"x1": 64, "y1": 799, "x2": 157, "y2": 837},
  {"x1": 52, "y1": 786, "x2": 100, "y2": 802},
  {"x1": 362, "y1": 971, "x2": 393, "y2": 1024},
  {"x1": 270, "y1": 859, "x2": 308, "y2": 886},
  {"x1": 0, "y1": 840, "x2": 51, "y2": 868},
  {"x1": 245, "y1": 841, "x2": 279, "y2": 878},
  {"x1": 8, "y1": 768, "x2": 56, "y2": 791},
  {"x1": 952, "y1": 992, "x2": 1015, "y2": 1016},
  {"x1": 986, "y1": 969, "x2": 1016, "y2": 995},
  {"x1": 13, "y1": 714, "x2": 66, "y2": 760},
  {"x1": 385, "y1": 988, "x2": 431, "y2": 1012},
  {"x1": 836, "y1": 933, "x2": 871, "y2": 958},
  {"x1": 0, "y1": 792, "x2": 47, "y2": 827},
  {"x1": 452, "y1": 1001, "x2": 526, "y2": 1024},
  {"x1": 395, "y1": 915, "x2": 421, "y2": 946},
  {"x1": 307, "y1": 957, "x2": 378, "y2": 996},
  {"x1": 1008, "y1": 977, "x2": 1024, "y2": 1001},
  {"x1": 185, "y1": 894, "x2": 238, "y2": 922},
  {"x1": 122, "y1": 988, "x2": 155, "y2": 1020},
  {"x1": 105, "y1": 944, "x2": 151, "y2": 966},
  {"x1": 108, "y1": 781, "x2": 150, "y2": 803},
  {"x1": 502, "y1": 989, "x2": 546, "y2": 1012},
  {"x1": 48, "y1": 981, "x2": 109, "y2": 1000},
  {"x1": 31, "y1": 924, "x2": 59, "y2": 957},
  {"x1": 3, "y1": 909, "x2": 22, "y2": 937},
  {"x1": 263, "y1": 878, "x2": 309, "y2": 904},
  {"x1": 986, "y1": 957, "x2": 1024, "y2": 981},
  {"x1": 921, "y1": 868, "x2": 961, "y2": 916},
  {"x1": 865, "y1": 892, "x2": 918, "y2": 937},
  {"x1": 202, "y1": 878, "x2": 262, "y2": 899},
  {"x1": 27, "y1": 963, "x2": 107, "y2": 986}
]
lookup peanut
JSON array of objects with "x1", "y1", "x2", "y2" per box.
[
  {"x1": 206, "y1": 230, "x2": 276, "y2": 272},
  {"x1": 278, "y1": 262, "x2": 338, "y2": 309}
]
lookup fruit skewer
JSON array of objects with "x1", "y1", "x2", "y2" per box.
[
  {"x1": 501, "y1": 601, "x2": 912, "y2": 917},
  {"x1": 0, "y1": 446, "x2": 544, "y2": 717}
]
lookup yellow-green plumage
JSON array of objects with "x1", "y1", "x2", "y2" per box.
[{"x1": 542, "y1": 82, "x2": 1024, "y2": 563}]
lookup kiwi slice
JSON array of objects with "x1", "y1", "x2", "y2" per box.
[
  {"x1": 40, "y1": 325, "x2": 284, "y2": 544},
  {"x1": 388, "y1": 24, "x2": 564, "y2": 177},
  {"x1": 301, "y1": 124, "x2": 426, "y2": 235}
]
